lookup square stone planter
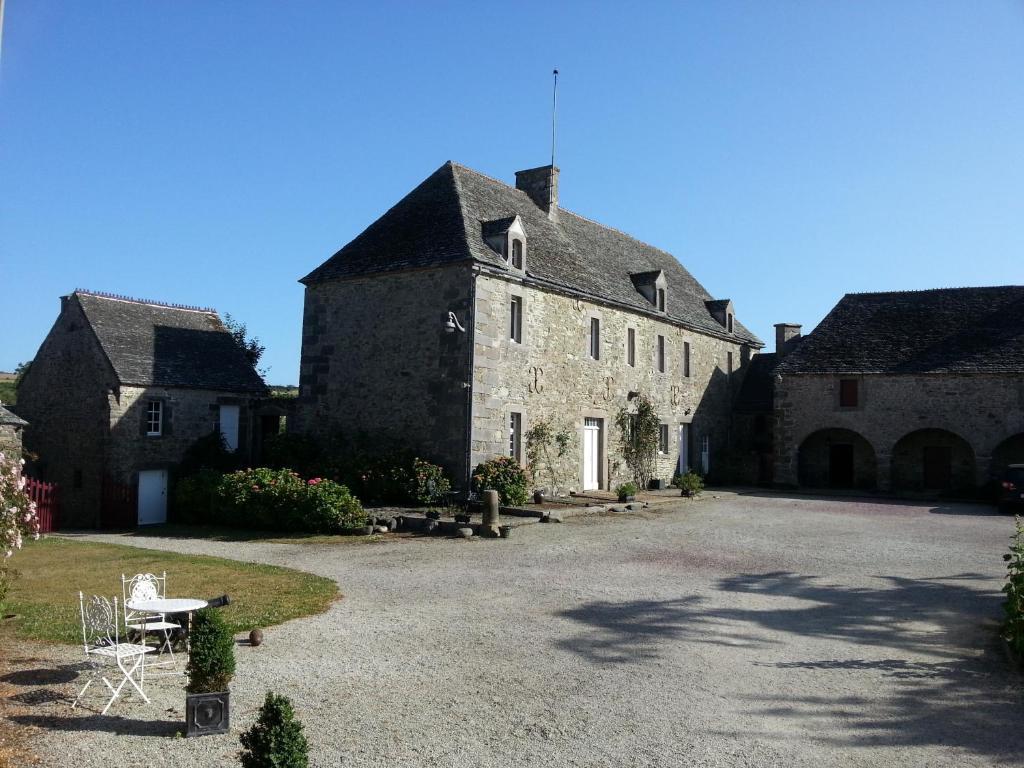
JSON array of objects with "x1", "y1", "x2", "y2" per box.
[{"x1": 186, "y1": 691, "x2": 230, "y2": 737}]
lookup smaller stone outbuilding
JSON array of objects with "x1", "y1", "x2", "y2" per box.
[
  {"x1": 773, "y1": 286, "x2": 1024, "y2": 495},
  {"x1": 0, "y1": 403, "x2": 27, "y2": 458},
  {"x1": 18, "y1": 290, "x2": 267, "y2": 527}
]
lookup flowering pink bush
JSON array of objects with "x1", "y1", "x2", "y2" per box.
[{"x1": 0, "y1": 451, "x2": 40, "y2": 558}]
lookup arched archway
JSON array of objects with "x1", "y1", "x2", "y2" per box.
[
  {"x1": 891, "y1": 429, "x2": 975, "y2": 493},
  {"x1": 991, "y1": 433, "x2": 1024, "y2": 478},
  {"x1": 798, "y1": 428, "x2": 877, "y2": 489}
]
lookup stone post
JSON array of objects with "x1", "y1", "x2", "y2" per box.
[{"x1": 481, "y1": 489, "x2": 501, "y2": 537}]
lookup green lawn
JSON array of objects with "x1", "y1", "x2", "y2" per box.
[
  {"x1": 0, "y1": 380, "x2": 16, "y2": 405},
  {"x1": 0, "y1": 537, "x2": 339, "y2": 644}
]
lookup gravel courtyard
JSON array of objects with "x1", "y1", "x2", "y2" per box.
[{"x1": 8, "y1": 492, "x2": 1024, "y2": 767}]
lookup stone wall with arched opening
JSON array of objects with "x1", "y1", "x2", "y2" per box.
[
  {"x1": 797, "y1": 428, "x2": 877, "y2": 489},
  {"x1": 891, "y1": 428, "x2": 975, "y2": 493}
]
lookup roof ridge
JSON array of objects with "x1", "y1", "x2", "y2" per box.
[
  {"x1": 845, "y1": 285, "x2": 1024, "y2": 298},
  {"x1": 446, "y1": 162, "x2": 479, "y2": 266},
  {"x1": 449, "y1": 162, "x2": 693, "y2": 266},
  {"x1": 73, "y1": 289, "x2": 217, "y2": 314}
]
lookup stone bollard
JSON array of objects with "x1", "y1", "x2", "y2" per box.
[{"x1": 482, "y1": 489, "x2": 501, "y2": 537}]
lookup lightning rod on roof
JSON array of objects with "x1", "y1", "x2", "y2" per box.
[{"x1": 551, "y1": 68, "x2": 559, "y2": 168}]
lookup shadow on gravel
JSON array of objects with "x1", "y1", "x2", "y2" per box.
[
  {"x1": 10, "y1": 713, "x2": 181, "y2": 737},
  {"x1": 730, "y1": 488, "x2": 1003, "y2": 516},
  {"x1": 556, "y1": 571, "x2": 1023, "y2": 759},
  {"x1": 0, "y1": 665, "x2": 85, "y2": 686}
]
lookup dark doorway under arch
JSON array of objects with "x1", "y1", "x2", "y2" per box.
[
  {"x1": 991, "y1": 433, "x2": 1024, "y2": 478},
  {"x1": 891, "y1": 429, "x2": 975, "y2": 493},
  {"x1": 798, "y1": 428, "x2": 877, "y2": 490}
]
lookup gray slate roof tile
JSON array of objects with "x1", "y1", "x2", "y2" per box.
[
  {"x1": 302, "y1": 161, "x2": 761, "y2": 345},
  {"x1": 777, "y1": 286, "x2": 1024, "y2": 375},
  {"x1": 75, "y1": 292, "x2": 267, "y2": 393}
]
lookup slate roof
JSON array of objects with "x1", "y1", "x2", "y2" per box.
[
  {"x1": 0, "y1": 404, "x2": 27, "y2": 427},
  {"x1": 74, "y1": 291, "x2": 267, "y2": 393},
  {"x1": 733, "y1": 353, "x2": 780, "y2": 413},
  {"x1": 302, "y1": 161, "x2": 761, "y2": 345},
  {"x1": 776, "y1": 286, "x2": 1024, "y2": 375}
]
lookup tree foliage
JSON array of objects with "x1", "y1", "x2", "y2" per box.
[
  {"x1": 186, "y1": 607, "x2": 236, "y2": 694},
  {"x1": 614, "y1": 393, "x2": 660, "y2": 490},
  {"x1": 223, "y1": 313, "x2": 267, "y2": 378}
]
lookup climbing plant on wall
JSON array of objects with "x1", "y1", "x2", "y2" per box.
[
  {"x1": 614, "y1": 393, "x2": 660, "y2": 490},
  {"x1": 525, "y1": 418, "x2": 573, "y2": 496}
]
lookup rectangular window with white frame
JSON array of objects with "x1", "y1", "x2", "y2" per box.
[
  {"x1": 145, "y1": 400, "x2": 163, "y2": 436},
  {"x1": 659, "y1": 423, "x2": 669, "y2": 454},
  {"x1": 510, "y1": 296, "x2": 523, "y2": 344},
  {"x1": 509, "y1": 412, "x2": 523, "y2": 462},
  {"x1": 589, "y1": 317, "x2": 601, "y2": 360},
  {"x1": 657, "y1": 335, "x2": 666, "y2": 373},
  {"x1": 627, "y1": 327, "x2": 636, "y2": 367}
]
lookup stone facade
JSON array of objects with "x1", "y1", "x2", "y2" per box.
[
  {"x1": 18, "y1": 292, "x2": 264, "y2": 527},
  {"x1": 0, "y1": 406, "x2": 26, "y2": 458},
  {"x1": 774, "y1": 373, "x2": 1024, "y2": 492},
  {"x1": 472, "y1": 272, "x2": 748, "y2": 490},
  {"x1": 295, "y1": 266, "x2": 475, "y2": 480}
]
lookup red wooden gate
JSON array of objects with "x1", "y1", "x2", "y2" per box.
[
  {"x1": 24, "y1": 477, "x2": 60, "y2": 533},
  {"x1": 101, "y1": 476, "x2": 137, "y2": 529}
]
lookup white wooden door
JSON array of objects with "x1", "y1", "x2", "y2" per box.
[
  {"x1": 677, "y1": 424, "x2": 690, "y2": 475},
  {"x1": 219, "y1": 405, "x2": 240, "y2": 452},
  {"x1": 583, "y1": 418, "x2": 601, "y2": 491},
  {"x1": 137, "y1": 470, "x2": 167, "y2": 525}
]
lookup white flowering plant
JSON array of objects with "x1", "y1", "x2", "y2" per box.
[{"x1": 1, "y1": 451, "x2": 40, "y2": 559}]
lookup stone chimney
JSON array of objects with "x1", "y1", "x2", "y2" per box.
[
  {"x1": 774, "y1": 323, "x2": 802, "y2": 356},
  {"x1": 515, "y1": 165, "x2": 559, "y2": 221}
]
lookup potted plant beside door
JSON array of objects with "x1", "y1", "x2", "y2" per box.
[{"x1": 185, "y1": 607, "x2": 235, "y2": 737}]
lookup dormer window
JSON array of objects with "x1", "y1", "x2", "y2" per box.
[
  {"x1": 630, "y1": 270, "x2": 667, "y2": 312},
  {"x1": 511, "y1": 239, "x2": 524, "y2": 270},
  {"x1": 657, "y1": 288, "x2": 666, "y2": 312},
  {"x1": 727, "y1": 313, "x2": 734, "y2": 333},
  {"x1": 706, "y1": 298, "x2": 735, "y2": 332},
  {"x1": 482, "y1": 216, "x2": 527, "y2": 272}
]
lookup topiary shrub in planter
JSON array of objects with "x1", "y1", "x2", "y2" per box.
[
  {"x1": 615, "y1": 482, "x2": 638, "y2": 503},
  {"x1": 677, "y1": 470, "x2": 704, "y2": 497},
  {"x1": 185, "y1": 607, "x2": 236, "y2": 737},
  {"x1": 472, "y1": 456, "x2": 529, "y2": 507},
  {"x1": 240, "y1": 691, "x2": 309, "y2": 768}
]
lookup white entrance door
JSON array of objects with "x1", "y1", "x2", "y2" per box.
[
  {"x1": 219, "y1": 405, "x2": 240, "y2": 452},
  {"x1": 137, "y1": 470, "x2": 167, "y2": 525},
  {"x1": 677, "y1": 424, "x2": 690, "y2": 475},
  {"x1": 583, "y1": 418, "x2": 601, "y2": 491}
]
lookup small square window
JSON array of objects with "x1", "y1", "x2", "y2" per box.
[
  {"x1": 510, "y1": 296, "x2": 523, "y2": 343},
  {"x1": 146, "y1": 401, "x2": 163, "y2": 436},
  {"x1": 589, "y1": 317, "x2": 601, "y2": 360},
  {"x1": 627, "y1": 328, "x2": 636, "y2": 367},
  {"x1": 839, "y1": 379, "x2": 859, "y2": 408},
  {"x1": 659, "y1": 424, "x2": 669, "y2": 454},
  {"x1": 657, "y1": 335, "x2": 666, "y2": 373}
]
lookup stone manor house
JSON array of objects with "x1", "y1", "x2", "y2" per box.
[{"x1": 294, "y1": 161, "x2": 762, "y2": 492}]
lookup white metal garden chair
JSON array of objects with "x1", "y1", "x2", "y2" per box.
[
  {"x1": 121, "y1": 572, "x2": 181, "y2": 667},
  {"x1": 72, "y1": 593, "x2": 155, "y2": 714}
]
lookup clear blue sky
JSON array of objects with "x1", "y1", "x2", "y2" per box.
[{"x1": 2, "y1": 1, "x2": 1022, "y2": 384}]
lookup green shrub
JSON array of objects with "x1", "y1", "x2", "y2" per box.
[
  {"x1": 173, "y1": 469, "x2": 223, "y2": 525},
  {"x1": 217, "y1": 468, "x2": 366, "y2": 533},
  {"x1": 240, "y1": 691, "x2": 309, "y2": 768},
  {"x1": 472, "y1": 456, "x2": 528, "y2": 506},
  {"x1": 615, "y1": 482, "x2": 638, "y2": 498},
  {"x1": 304, "y1": 478, "x2": 366, "y2": 532},
  {"x1": 1003, "y1": 517, "x2": 1024, "y2": 657},
  {"x1": 186, "y1": 607, "x2": 236, "y2": 694},
  {"x1": 408, "y1": 458, "x2": 451, "y2": 505},
  {"x1": 178, "y1": 432, "x2": 242, "y2": 477},
  {"x1": 676, "y1": 470, "x2": 704, "y2": 496}
]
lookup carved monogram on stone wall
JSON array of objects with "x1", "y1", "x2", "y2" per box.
[{"x1": 528, "y1": 366, "x2": 544, "y2": 394}]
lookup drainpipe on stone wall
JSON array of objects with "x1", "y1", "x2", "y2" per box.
[{"x1": 464, "y1": 267, "x2": 478, "y2": 494}]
